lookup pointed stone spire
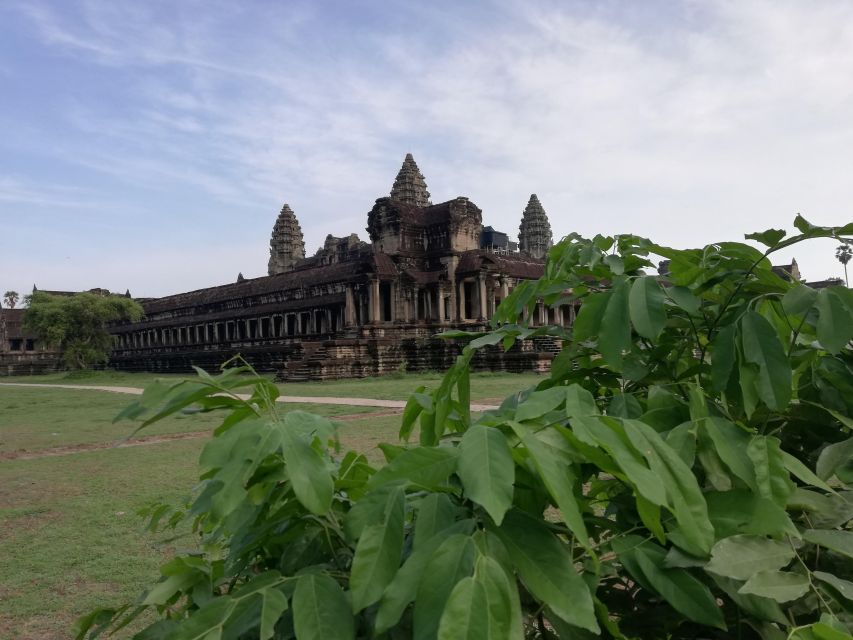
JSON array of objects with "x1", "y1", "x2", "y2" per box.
[
  {"x1": 518, "y1": 194, "x2": 553, "y2": 260},
  {"x1": 390, "y1": 153, "x2": 431, "y2": 207},
  {"x1": 268, "y1": 204, "x2": 306, "y2": 275}
]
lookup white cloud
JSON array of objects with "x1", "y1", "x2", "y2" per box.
[{"x1": 4, "y1": 0, "x2": 853, "y2": 299}]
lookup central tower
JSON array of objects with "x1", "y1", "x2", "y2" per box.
[{"x1": 390, "y1": 153, "x2": 432, "y2": 207}]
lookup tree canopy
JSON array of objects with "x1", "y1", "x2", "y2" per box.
[
  {"x1": 24, "y1": 291, "x2": 143, "y2": 369},
  {"x1": 3, "y1": 290, "x2": 19, "y2": 309}
]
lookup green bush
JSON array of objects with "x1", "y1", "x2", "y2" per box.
[{"x1": 77, "y1": 216, "x2": 853, "y2": 639}]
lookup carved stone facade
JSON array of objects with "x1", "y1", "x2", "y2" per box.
[
  {"x1": 108, "y1": 156, "x2": 569, "y2": 379},
  {"x1": 518, "y1": 194, "x2": 553, "y2": 260}
]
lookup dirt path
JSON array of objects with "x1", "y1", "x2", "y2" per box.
[{"x1": 0, "y1": 382, "x2": 499, "y2": 412}]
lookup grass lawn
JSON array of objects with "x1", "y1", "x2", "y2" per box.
[
  {"x1": 0, "y1": 370, "x2": 533, "y2": 638},
  {"x1": 0, "y1": 388, "x2": 378, "y2": 454},
  {"x1": 0, "y1": 439, "x2": 206, "y2": 640},
  {"x1": 1, "y1": 368, "x2": 543, "y2": 402},
  {"x1": 0, "y1": 379, "x2": 441, "y2": 638}
]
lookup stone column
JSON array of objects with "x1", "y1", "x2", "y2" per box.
[
  {"x1": 458, "y1": 280, "x2": 466, "y2": 320},
  {"x1": 370, "y1": 279, "x2": 380, "y2": 323},
  {"x1": 449, "y1": 280, "x2": 457, "y2": 322},
  {"x1": 345, "y1": 285, "x2": 356, "y2": 327},
  {"x1": 438, "y1": 288, "x2": 446, "y2": 324},
  {"x1": 500, "y1": 277, "x2": 509, "y2": 299},
  {"x1": 478, "y1": 275, "x2": 487, "y2": 321}
]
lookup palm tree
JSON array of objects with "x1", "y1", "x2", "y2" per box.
[
  {"x1": 3, "y1": 291, "x2": 19, "y2": 309},
  {"x1": 836, "y1": 243, "x2": 852, "y2": 286}
]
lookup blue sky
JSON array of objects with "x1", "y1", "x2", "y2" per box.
[{"x1": 2, "y1": 0, "x2": 852, "y2": 299}]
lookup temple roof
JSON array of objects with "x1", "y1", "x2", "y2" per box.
[
  {"x1": 390, "y1": 153, "x2": 431, "y2": 207},
  {"x1": 456, "y1": 250, "x2": 545, "y2": 279},
  {"x1": 143, "y1": 261, "x2": 368, "y2": 315}
]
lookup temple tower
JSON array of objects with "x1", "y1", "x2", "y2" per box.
[
  {"x1": 390, "y1": 153, "x2": 432, "y2": 207},
  {"x1": 268, "y1": 204, "x2": 306, "y2": 275},
  {"x1": 518, "y1": 194, "x2": 553, "y2": 260}
]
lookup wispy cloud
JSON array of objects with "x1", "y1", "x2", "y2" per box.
[{"x1": 3, "y1": 0, "x2": 853, "y2": 298}]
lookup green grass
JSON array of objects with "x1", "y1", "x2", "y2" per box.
[
  {"x1": 1, "y1": 368, "x2": 543, "y2": 402},
  {"x1": 277, "y1": 370, "x2": 541, "y2": 402},
  {"x1": 0, "y1": 370, "x2": 534, "y2": 639},
  {"x1": 0, "y1": 388, "x2": 378, "y2": 454},
  {"x1": 0, "y1": 439, "x2": 205, "y2": 639}
]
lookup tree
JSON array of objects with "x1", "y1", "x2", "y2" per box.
[
  {"x1": 24, "y1": 291, "x2": 143, "y2": 369},
  {"x1": 3, "y1": 290, "x2": 19, "y2": 309},
  {"x1": 837, "y1": 241, "x2": 851, "y2": 286},
  {"x1": 78, "y1": 215, "x2": 853, "y2": 640}
]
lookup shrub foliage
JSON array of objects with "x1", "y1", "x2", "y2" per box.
[
  {"x1": 78, "y1": 216, "x2": 853, "y2": 639},
  {"x1": 24, "y1": 291, "x2": 143, "y2": 369}
]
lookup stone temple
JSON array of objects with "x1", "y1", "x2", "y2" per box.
[{"x1": 104, "y1": 154, "x2": 565, "y2": 379}]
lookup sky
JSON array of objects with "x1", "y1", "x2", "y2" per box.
[{"x1": 1, "y1": 0, "x2": 852, "y2": 300}]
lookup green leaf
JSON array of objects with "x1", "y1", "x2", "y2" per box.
[
  {"x1": 413, "y1": 534, "x2": 477, "y2": 640},
  {"x1": 782, "y1": 284, "x2": 818, "y2": 316},
  {"x1": 738, "y1": 570, "x2": 810, "y2": 603},
  {"x1": 740, "y1": 311, "x2": 792, "y2": 410},
  {"x1": 613, "y1": 537, "x2": 725, "y2": 630},
  {"x1": 375, "y1": 521, "x2": 475, "y2": 635},
  {"x1": 171, "y1": 598, "x2": 236, "y2": 640},
  {"x1": 667, "y1": 286, "x2": 701, "y2": 315},
  {"x1": 495, "y1": 509, "x2": 598, "y2": 633},
  {"x1": 259, "y1": 587, "x2": 289, "y2": 640},
  {"x1": 510, "y1": 422, "x2": 590, "y2": 548},
  {"x1": 813, "y1": 571, "x2": 853, "y2": 603},
  {"x1": 515, "y1": 386, "x2": 566, "y2": 422},
  {"x1": 629, "y1": 276, "x2": 667, "y2": 340},
  {"x1": 817, "y1": 437, "x2": 853, "y2": 482},
  {"x1": 710, "y1": 575, "x2": 788, "y2": 624},
  {"x1": 571, "y1": 416, "x2": 667, "y2": 507},
  {"x1": 702, "y1": 418, "x2": 756, "y2": 490},
  {"x1": 280, "y1": 424, "x2": 334, "y2": 516},
  {"x1": 705, "y1": 535, "x2": 795, "y2": 581},
  {"x1": 435, "y1": 578, "x2": 490, "y2": 640},
  {"x1": 573, "y1": 291, "x2": 610, "y2": 341},
  {"x1": 476, "y1": 556, "x2": 522, "y2": 640},
  {"x1": 599, "y1": 277, "x2": 631, "y2": 367},
  {"x1": 565, "y1": 384, "x2": 599, "y2": 418},
  {"x1": 711, "y1": 325, "x2": 737, "y2": 392},
  {"x1": 350, "y1": 486, "x2": 405, "y2": 612},
  {"x1": 368, "y1": 446, "x2": 459, "y2": 490},
  {"x1": 414, "y1": 494, "x2": 459, "y2": 550},
  {"x1": 781, "y1": 451, "x2": 836, "y2": 493},
  {"x1": 623, "y1": 419, "x2": 715, "y2": 554},
  {"x1": 706, "y1": 490, "x2": 799, "y2": 539},
  {"x1": 802, "y1": 529, "x2": 853, "y2": 560},
  {"x1": 746, "y1": 228, "x2": 787, "y2": 248},
  {"x1": 457, "y1": 424, "x2": 514, "y2": 525},
  {"x1": 292, "y1": 574, "x2": 354, "y2": 640},
  {"x1": 634, "y1": 548, "x2": 726, "y2": 630},
  {"x1": 747, "y1": 436, "x2": 795, "y2": 506},
  {"x1": 794, "y1": 214, "x2": 815, "y2": 233},
  {"x1": 816, "y1": 288, "x2": 853, "y2": 354}
]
